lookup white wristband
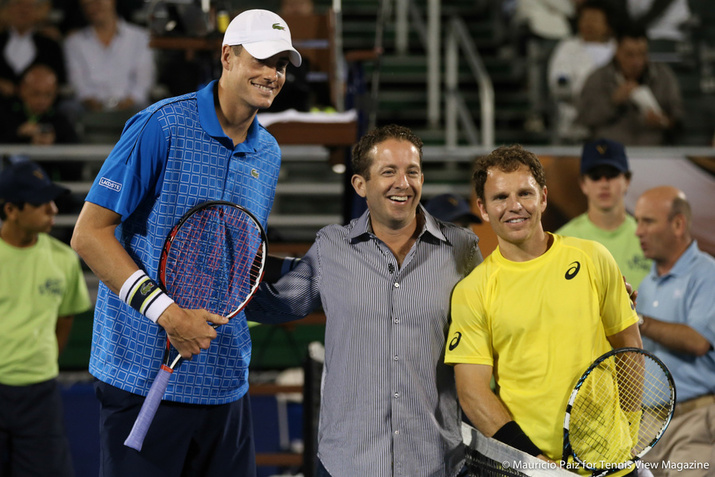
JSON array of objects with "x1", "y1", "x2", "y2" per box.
[{"x1": 119, "y1": 270, "x2": 174, "y2": 323}]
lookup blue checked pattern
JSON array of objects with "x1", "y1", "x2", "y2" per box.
[{"x1": 88, "y1": 87, "x2": 280, "y2": 404}]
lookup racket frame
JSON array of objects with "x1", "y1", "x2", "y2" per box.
[
  {"x1": 124, "y1": 200, "x2": 268, "y2": 451},
  {"x1": 562, "y1": 347, "x2": 676, "y2": 476}
]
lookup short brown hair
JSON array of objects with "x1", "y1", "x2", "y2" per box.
[
  {"x1": 472, "y1": 144, "x2": 546, "y2": 201},
  {"x1": 668, "y1": 195, "x2": 692, "y2": 229},
  {"x1": 351, "y1": 124, "x2": 423, "y2": 179}
]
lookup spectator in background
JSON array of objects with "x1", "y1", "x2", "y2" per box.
[
  {"x1": 0, "y1": 160, "x2": 91, "y2": 477},
  {"x1": 0, "y1": 0, "x2": 66, "y2": 98},
  {"x1": 53, "y1": 0, "x2": 146, "y2": 34},
  {"x1": 424, "y1": 193, "x2": 481, "y2": 228},
  {"x1": 627, "y1": 0, "x2": 691, "y2": 43},
  {"x1": 577, "y1": 23, "x2": 683, "y2": 145},
  {"x1": 0, "y1": 64, "x2": 78, "y2": 145},
  {"x1": 556, "y1": 138, "x2": 651, "y2": 289},
  {"x1": 634, "y1": 186, "x2": 715, "y2": 476},
  {"x1": 63, "y1": 0, "x2": 154, "y2": 114},
  {"x1": 548, "y1": 0, "x2": 618, "y2": 143}
]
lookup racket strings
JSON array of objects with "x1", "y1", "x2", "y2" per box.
[
  {"x1": 163, "y1": 205, "x2": 265, "y2": 317},
  {"x1": 570, "y1": 352, "x2": 674, "y2": 468}
]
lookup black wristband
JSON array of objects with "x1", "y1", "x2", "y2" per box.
[{"x1": 492, "y1": 421, "x2": 543, "y2": 457}]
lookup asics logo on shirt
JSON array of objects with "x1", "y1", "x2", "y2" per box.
[
  {"x1": 565, "y1": 261, "x2": 580, "y2": 280},
  {"x1": 449, "y1": 332, "x2": 462, "y2": 351}
]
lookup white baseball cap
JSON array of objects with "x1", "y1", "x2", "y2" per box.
[{"x1": 222, "y1": 9, "x2": 302, "y2": 67}]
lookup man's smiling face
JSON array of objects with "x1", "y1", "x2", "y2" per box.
[
  {"x1": 226, "y1": 46, "x2": 289, "y2": 110},
  {"x1": 477, "y1": 164, "x2": 547, "y2": 248},
  {"x1": 352, "y1": 138, "x2": 424, "y2": 231}
]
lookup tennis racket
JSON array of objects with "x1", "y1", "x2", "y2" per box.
[
  {"x1": 562, "y1": 347, "x2": 676, "y2": 476},
  {"x1": 124, "y1": 200, "x2": 267, "y2": 451}
]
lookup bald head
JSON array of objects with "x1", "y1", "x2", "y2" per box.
[
  {"x1": 635, "y1": 186, "x2": 692, "y2": 274},
  {"x1": 640, "y1": 186, "x2": 691, "y2": 225}
]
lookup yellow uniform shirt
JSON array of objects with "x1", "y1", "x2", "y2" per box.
[{"x1": 446, "y1": 234, "x2": 638, "y2": 463}]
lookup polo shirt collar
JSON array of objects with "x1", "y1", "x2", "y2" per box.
[
  {"x1": 649, "y1": 240, "x2": 699, "y2": 280},
  {"x1": 668, "y1": 240, "x2": 699, "y2": 277},
  {"x1": 197, "y1": 80, "x2": 260, "y2": 152}
]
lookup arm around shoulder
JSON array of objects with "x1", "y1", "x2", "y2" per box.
[{"x1": 245, "y1": 245, "x2": 321, "y2": 325}]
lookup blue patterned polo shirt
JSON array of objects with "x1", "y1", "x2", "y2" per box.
[{"x1": 86, "y1": 81, "x2": 281, "y2": 404}]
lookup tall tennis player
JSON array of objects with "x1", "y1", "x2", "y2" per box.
[{"x1": 71, "y1": 9, "x2": 301, "y2": 477}]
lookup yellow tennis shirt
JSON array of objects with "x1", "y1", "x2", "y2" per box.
[{"x1": 446, "y1": 233, "x2": 638, "y2": 465}]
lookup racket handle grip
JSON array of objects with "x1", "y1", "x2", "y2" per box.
[{"x1": 124, "y1": 365, "x2": 173, "y2": 451}]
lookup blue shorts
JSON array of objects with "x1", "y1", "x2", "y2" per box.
[
  {"x1": 0, "y1": 379, "x2": 74, "y2": 477},
  {"x1": 95, "y1": 380, "x2": 255, "y2": 477}
]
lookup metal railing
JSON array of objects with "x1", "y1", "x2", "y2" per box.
[
  {"x1": 445, "y1": 17, "x2": 495, "y2": 148},
  {"x1": 379, "y1": 1, "x2": 494, "y2": 146}
]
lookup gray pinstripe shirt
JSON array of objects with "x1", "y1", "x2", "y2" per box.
[{"x1": 247, "y1": 207, "x2": 482, "y2": 477}]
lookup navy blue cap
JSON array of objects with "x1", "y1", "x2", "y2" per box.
[
  {"x1": 425, "y1": 193, "x2": 481, "y2": 224},
  {"x1": 580, "y1": 138, "x2": 630, "y2": 174},
  {"x1": 0, "y1": 160, "x2": 69, "y2": 206}
]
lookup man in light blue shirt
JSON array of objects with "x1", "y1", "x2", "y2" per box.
[{"x1": 634, "y1": 186, "x2": 715, "y2": 476}]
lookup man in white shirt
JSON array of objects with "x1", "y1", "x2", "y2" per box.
[
  {"x1": 548, "y1": 0, "x2": 617, "y2": 143},
  {"x1": 63, "y1": 0, "x2": 155, "y2": 113}
]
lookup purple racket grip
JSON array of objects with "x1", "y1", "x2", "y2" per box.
[{"x1": 124, "y1": 365, "x2": 173, "y2": 451}]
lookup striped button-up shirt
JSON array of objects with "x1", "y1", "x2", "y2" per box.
[{"x1": 247, "y1": 207, "x2": 483, "y2": 477}]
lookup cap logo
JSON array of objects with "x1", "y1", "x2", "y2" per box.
[
  {"x1": 272, "y1": 23, "x2": 285, "y2": 30},
  {"x1": 597, "y1": 145, "x2": 607, "y2": 155},
  {"x1": 33, "y1": 169, "x2": 46, "y2": 180}
]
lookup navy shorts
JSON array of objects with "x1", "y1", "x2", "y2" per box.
[
  {"x1": 95, "y1": 380, "x2": 255, "y2": 477},
  {"x1": 0, "y1": 379, "x2": 74, "y2": 477}
]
